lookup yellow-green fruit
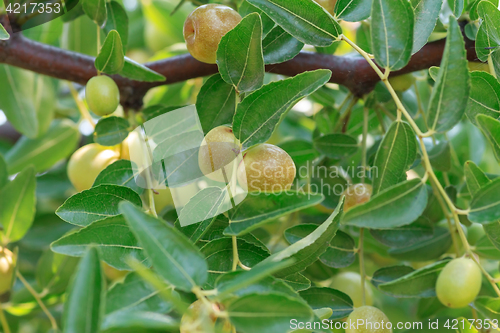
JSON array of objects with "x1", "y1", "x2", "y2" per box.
[
  {"x1": 0, "y1": 248, "x2": 15, "y2": 295},
  {"x1": 198, "y1": 126, "x2": 241, "y2": 182},
  {"x1": 468, "y1": 61, "x2": 491, "y2": 73},
  {"x1": 102, "y1": 262, "x2": 128, "y2": 281},
  {"x1": 436, "y1": 258, "x2": 482, "y2": 308},
  {"x1": 346, "y1": 306, "x2": 392, "y2": 333},
  {"x1": 153, "y1": 188, "x2": 174, "y2": 214},
  {"x1": 329, "y1": 272, "x2": 373, "y2": 307},
  {"x1": 67, "y1": 143, "x2": 120, "y2": 192},
  {"x1": 183, "y1": 4, "x2": 242, "y2": 64},
  {"x1": 85, "y1": 76, "x2": 120, "y2": 116},
  {"x1": 237, "y1": 143, "x2": 296, "y2": 192},
  {"x1": 467, "y1": 223, "x2": 485, "y2": 246},
  {"x1": 313, "y1": 0, "x2": 336, "y2": 15},
  {"x1": 343, "y1": 184, "x2": 373, "y2": 212},
  {"x1": 388, "y1": 73, "x2": 416, "y2": 92},
  {"x1": 180, "y1": 300, "x2": 231, "y2": 333}
]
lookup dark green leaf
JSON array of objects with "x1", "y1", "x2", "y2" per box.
[
  {"x1": 387, "y1": 227, "x2": 452, "y2": 261},
  {"x1": 101, "y1": 311, "x2": 179, "y2": 332},
  {"x1": 94, "y1": 116, "x2": 129, "y2": 146},
  {"x1": 93, "y1": 160, "x2": 144, "y2": 195},
  {"x1": 411, "y1": 0, "x2": 443, "y2": 53},
  {"x1": 280, "y1": 272, "x2": 311, "y2": 291},
  {"x1": 469, "y1": 178, "x2": 500, "y2": 224},
  {"x1": 95, "y1": 30, "x2": 125, "y2": 74},
  {"x1": 196, "y1": 74, "x2": 236, "y2": 134},
  {"x1": 278, "y1": 140, "x2": 318, "y2": 166},
  {"x1": 176, "y1": 215, "x2": 226, "y2": 244},
  {"x1": 0, "y1": 154, "x2": 7, "y2": 190},
  {"x1": 217, "y1": 13, "x2": 264, "y2": 93},
  {"x1": 371, "y1": 0, "x2": 414, "y2": 70},
  {"x1": 475, "y1": 1, "x2": 500, "y2": 62},
  {"x1": 484, "y1": 221, "x2": 500, "y2": 253},
  {"x1": 239, "y1": 1, "x2": 276, "y2": 37},
  {"x1": 313, "y1": 133, "x2": 358, "y2": 159},
  {"x1": 82, "y1": 0, "x2": 107, "y2": 27},
  {"x1": 465, "y1": 160, "x2": 491, "y2": 196},
  {"x1": 299, "y1": 287, "x2": 353, "y2": 320},
  {"x1": 247, "y1": 0, "x2": 341, "y2": 47},
  {"x1": 56, "y1": 185, "x2": 142, "y2": 227},
  {"x1": 426, "y1": 19, "x2": 470, "y2": 133},
  {"x1": 119, "y1": 57, "x2": 166, "y2": 82},
  {"x1": 335, "y1": 0, "x2": 372, "y2": 22},
  {"x1": 466, "y1": 71, "x2": 500, "y2": 125},
  {"x1": 372, "y1": 121, "x2": 417, "y2": 194},
  {"x1": 63, "y1": 248, "x2": 105, "y2": 333},
  {"x1": 370, "y1": 217, "x2": 434, "y2": 248},
  {"x1": 343, "y1": 179, "x2": 428, "y2": 229},
  {"x1": 234, "y1": 69, "x2": 331, "y2": 148},
  {"x1": 103, "y1": 1, "x2": 128, "y2": 51},
  {"x1": 263, "y1": 25, "x2": 304, "y2": 65},
  {"x1": 476, "y1": 114, "x2": 500, "y2": 162},
  {"x1": 120, "y1": 202, "x2": 208, "y2": 291}
]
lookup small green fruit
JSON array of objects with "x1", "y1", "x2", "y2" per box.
[
  {"x1": 329, "y1": 271, "x2": 373, "y2": 307},
  {"x1": 345, "y1": 306, "x2": 392, "y2": 333},
  {"x1": 436, "y1": 257, "x2": 482, "y2": 308},
  {"x1": 388, "y1": 73, "x2": 416, "y2": 92},
  {"x1": 0, "y1": 248, "x2": 15, "y2": 295},
  {"x1": 86, "y1": 76, "x2": 120, "y2": 116}
]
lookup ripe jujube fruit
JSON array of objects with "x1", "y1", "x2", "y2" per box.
[
  {"x1": 85, "y1": 76, "x2": 120, "y2": 117},
  {"x1": 436, "y1": 257, "x2": 482, "y2": 308},
  {"x1": 0, "y1": 248, "x2": 15, "y2": 296},
  {"x1": 346, "y1": 306, "x2": 392, "y2": 333},
  {"x1": 343, "y1": 183, "x2": 373, "y2": 211},
  {"x1": 237, "y1": 143, "x2": 296, "y2": 192},
  {"x1": 198, "y1": 126, "x2": 241, "y2": 182},
  {"x1": 183, "y1": 4, "x2": 242, "y2": 64},
  {"x1": 329, "y1": 271, "x2": 373, "y2": 307},
  {"x1": 67, "y1": 143, "x2": 120, "y2": 192}
]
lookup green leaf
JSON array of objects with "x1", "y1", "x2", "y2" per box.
[
  {"x1": 469, "y1": 178, "x2": 500, "y2": 224},
  {"x1": 176, "y1": 215, "x2": 225, "y2": 244},
  {"x1": 387, "y1": 227, "x2": 452, "y2": 261},
  {"x1": 103, "y1": 1, "x2": 128, "y2": 51},
  {"x1": 239, "y1": 1, "x2": 276, "y2": 37},
  {"x1": 56, "y1": 185, "x2": 142, "y2": 227},
  {"x1": 370, "y1": 217, "x2": 434, "y2": 248},
  {"x1": 280, "y1": 272, "x2": 310, "y2": 291},
  {"x1": 262, "y1": 26, "x2": 304, "y2": 65},
  {"x1": 177, "y1": 187, "x2": 227, "y2": 229},
  {"x1": 448, "y1": 0, "x2": 464, "y2": 17},
  {"x1": 223, "y1": 191, "x2": 324, "y2": 236},
  {"x1": 299, "y1": 287, "x2": 353, "y2": 320},
  {"x1": 82, "y1": 0, "x2": 107, "y2": 27},
  {"x1": 278, "y1": 140, "x2": 318, "y2": 166},
  {"x1": 465, "y1": 160, "x2": 491, "y2": 196},
  {"x1": 217, "y1": 13, "x2": 264, "y2": 93},
  {"x1": 456, "y1": 317, "x2": 479, "y2": 333},
  {"x1": 258, "y1": 198, "x2": 343, "y2": 278},
  {"x1": 120, "y1": 202, "x2": 208, "y2": 291},
  {"x1": 476, "y1": 114, "x2": 500, "y2": 162},
  {"x1": 427, "y1": 19, "x2": 470, "y2": 133},
  {"x1": 371, "y1": 0, "x2": 414, "y2": 70},
  {"x1": 0, "y1": 166, "x2": 36, "y2": 243},
  {"x1": 63, "y1": 247, "x2": 105, "y2": 333},
  {"x1": 466, "y1": 71, "x2": 500, "y2": 125},
  {"x1": 313, "y1": 134, "x2": 358, "y2": 159},
  {"x1": 343, "y1": 179, "x2": 428, "y2": 229},
  {"x1": 5, "y1": 120, "x2": 79, "y2": 174},
  {"x1": 484, "y1": 221, "x2": 500, "y2": 253},
  {"x1": 0, "y1": 24, "x2": 9, "y2": 40},
  {"x1": 196, "y1": 74, "x2": 236, "y2": 134},
  {"x1": 119, "y1": 57, "x2": 166, "y2": 82},
  {"x1": 36, "y1": 251, "x2": 79, "y2": 295},
  {"x1": 411, "y1": 0, "x2": 443, "y2": 54},
  {"x1": 227, "y1": 293, "x2": 314, "y2": 333},
  {"x1": 233, "y1": 70, "x2": 331, "y2": 148},
  {"x1": 94, "y1": 116, "x2": 130, "y2": 146},
  {"x1": 93, "y1": 160, "x2": 144, "y2": 195},
  {"x1": 475, "y1": 1, "x2": 500, "y2": 62},
  {"x1": 374, "y1": 260, "x2": 450, "y2": 297},
  {"x1": 372, "y1": 121, "x2": 417, "y2": 195},
  {"x1": 101, "y1": 311, "x2": 178, "y2": 332},
  {"x1": 0, "y1": 154, "x2": 7, "y2": 191},
  {"x1": 95, "y1": 30, "x2": 125, "y2": 74},
  {"x1": 247, "y1": 0, "x2": 341, "y2": 47},
  {"x1": 428, "y1": 141, "x2": 451, "y2": 172},
  {"x1": 51, "y1": 215, "x2": 146, "y2": 270},
  {"x1": 474, "y1": 296, "x2": 500, "y2": 321},
  {"x1": 335, "y1": 0, "x2": 372, "y2": 22},
  {"x1": 475, "y1": 235, "x2": 500, "y2": 259}
]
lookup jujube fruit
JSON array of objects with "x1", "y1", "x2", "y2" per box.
[
  {"x1": 198, "y1": 126, "x2": 241, "y2": 182},
  {"x1": 388, "y1": 73, "x2": 416, "y2": 92},
  {"x1": 329, "y1": 271, "x2": 373, "y2": 308},
  {"x1": 85, "y1": 76, "x2": 120, "y2": 116},
  {"x1": 180, "y1": 300, "x2": 231, "y2": 333},
  {"x1": 343, "y1": 183, "x2": 373, "y2": 211},
  {"x1": 435, "y1": 257, "x2": 482, "y2": 308},
  {"x1": 67, "y1": 143, "x2": 120, "y2": 192},
  {"x1": 183, "y1": 4, "x2": 242, "y2": 64},
  {"x1": 0, "y1": 248, "x2": 15, "y2": 296},
  {"x1": 346, "y1": 306, "x2": 392, "y2": 333},
  {"x1": 237, "y1": 143, "x2": 296, "y2": 192}
]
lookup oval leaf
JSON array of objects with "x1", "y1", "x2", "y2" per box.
[
  {"x1": 95, "y1": 30, "x2": 125, "y2": 74},
  {"x1": 466, "y1": 71, "x2": 500, "y2": 126},
  {"x1": 476, "y1": 114, "x2": 500, "y2": 162},
  {"x1": 313, "y1": 133, "x2": 358, "y2": 159},
  {"x1": 263, "y1": 25, "x2": 304, "y2": 65},
  {"x1": 94, "y1": 116, "x2": 130, "y2": 146},
  {"x1": 469, "y1": 178, "x2": 500, "y2": 224}
]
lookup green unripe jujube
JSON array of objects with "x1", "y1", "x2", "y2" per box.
[
  {"x1": 85, "y1": 76, "x2": 120, "y2": 116},
  {"x1": 346, "y1": 306, "x2": 392, "y2": 333},
  {"x1": 329, "y1": 272, "x2": 373, "y2": 307},
  {"x1": 0, "y1": 248, "x2": 15, "y2": 296}
]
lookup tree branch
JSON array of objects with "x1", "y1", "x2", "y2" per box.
[{"x1": 0, "y1": 15, "x2": 479, "y2": 109}]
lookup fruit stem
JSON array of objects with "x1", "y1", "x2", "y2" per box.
[
  {"x1": 96, "y1": 25, "x2": 101, "y2": 75},
  {"x1": 334, "y1": 96, "x2": 358, "y2": 133},
  {"x1": 68, "y1": 82, "x2": 96, "y2": 128},
  {"x1": 0, "y1": 303, "x2": 10, "y2": 333},
  {"x1": 16, "y1": 271, "x2": 58, "y2": 330},
  {"x1": 358, "y1": 228, "x2": 366, "y2": 306}
]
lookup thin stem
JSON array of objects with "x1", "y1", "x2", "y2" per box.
[
  {"x1": 16, "y1": 271, "x2": 58, "y2": 330},
  {"x1": 68, "y1": 82, "x2": 96, "y2": 127},
  {"x1": 96, "y1": 25, "x2": 101, "y2": 75},
  {"x1": 358, "y1": 228, "x2": 366, "y2": 306},
  {"x1": 0, "y1": 304, "x2": 10, "y2": 333},
  {"x1": 334, "y1": 97, "x2": 358, "y2": 132},
  {"x1": 148, "y1": 188, "x2": 157, "y2": 217},
  {"x1": 232, "y1": 236, "x2": 239, "y2": 271}
]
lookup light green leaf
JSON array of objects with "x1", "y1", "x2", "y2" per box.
[
  {"x1": 469, "y1": 178, "x2": 500, "y2": 224},
  {"x1": 120, "y1": 202, "x2": 208, "y2": 291},
  {"x1": 465, "y1": 160, "x2": 491, "y2": 196},
  {"x1": 196, "y1": 74, "x2": 236, "y2": 134},
  {"x1": 476, "y1": 114, "x2": 500, "y2": 162},
  {"x1": 36, "y1": 251, "x2": 79, "y2": 295},
  {"x1": 119, "y1": 57, "x2": 166, "y2": 82},
  {"x1": 474, "y1": 296, "x2": 500, "y2": 321},
  {"x1": 465, "y1": 71, "x2": 500, "y2": 125},
  {"x1": 475, "y1": 235, "x2": 500, "y2": 259},
  {"x1": 63, "y1": 247, "x2": 105, "y2": 333},
  {"x1": 247, "y1": 0, "x2": 341, "y2": 47},
  {"x1": 0, "y1": 154, "x2": 7, "y2": 191},
  {"x1": 448, "y1": 0, "x2": 464, "y2": 17},
  {"x1": 103, "y1": 1, "x2": 129, "y2": 51},
  {"x1": 93, "y1": 160, "x2": 144, "y2": 195},
  {"x1": 343, "y1": 179, "x2": 428, "y2": 229},
  {"x1": 371, "y1": 0, "x2": 414, "y2": 70},
  {"x1": 95, "y1": 30, "x2": 125, "y2": 74},
  {"x1": 483, "y1": 221, "x2": 500, "y2": 253},
  {"x1": 411, "y1": 0, "x2": 443, "y2": 54},
  {"x1": 263, "y1": 25, "x2": 304, "y2": 65},
  {"x1": 51, "y1": 215, "x2": 146, "y2": 270},
  {"x1": 372, "y1": 121, "x2": 417, "y2": 195},
  {"x1": 101, "y1": 311, "x2": 179, "y2": 332},
  {"x1": 233, "y1": 70, "x2": 331, "y2": 148},
  {"x1": 5, "y1": 120, "x2": 79, "y2": 175},
  {"x1": 426, "y1": 18, "x2": 470, "y2": 132},
  {"x1": 56, "y1": 185, "x2": 142, "y2": 227},
  {"x1": 313, "y1": 133, "x2": 358, "y2": 159},
  {"x1": 335, "y1": 0, "x2": 372, "y2": 22},
  {"x1": 217, "y1": 13, "x2": 264, "y2": 93},
  {"x1": 0, "y1": 166, "x2": 36, "y2": 244},
  {"x1": 82, "y1": 0, "x2": 107, "y2": 27},
  {"x1": 475, "y1": 1, "x2": 500, "y2": 62},
  {"x1": 0, "y1": 24, "x2": 10, "y2": 40},
  {"x1": 94, "y1": 116, "x2": 130, "y2": 146}
]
